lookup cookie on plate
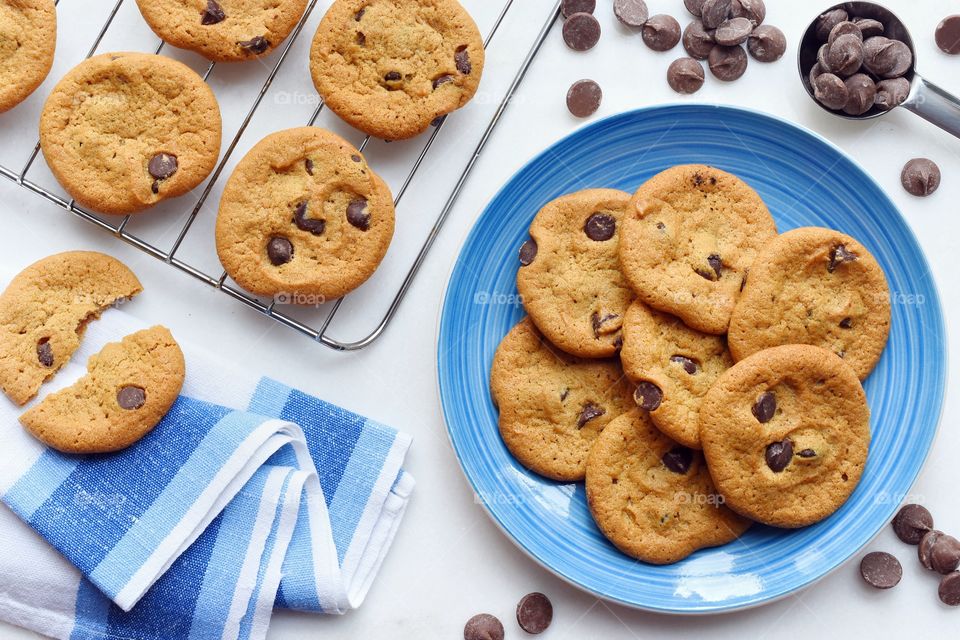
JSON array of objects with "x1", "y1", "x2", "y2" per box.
[
  {"x1": 134, "y1": 0, "x2": 308, "y2": 62},
  {"x1": 586, "y1": 408, "x2": 751, "y2": 564},
  {"x1": 620, "y1": 299, "x2": 733, "y2": 449},
  {"x1": 0, "y1": 252, "x2": 143, "y2": 406},
  {"x1": 20, "y1": 326, "x2": 185, "y2": 454},
  {"x1": 700, "y1": 344, "x2": 871, "y2": 528},
  {"x1": 216, "y1": 127, "x2": 395, "y2": 301},
  {"x1": 619, "y1": 165, "x2": 777, "y2": 335},
  {"x1": 516, "y1": 189, "x2": 634, "y2": 358},
  {"x1": 0, "y1": 0, "x2": 56, "y2": 113},
  {"x1": 310, "y1": 0, "x2": 485, "y2": 140},
  {"x1": 490, "y1": 317, "x2": 635, "y2": 482},
  {"x1": 39, "y1": 52, "x2": 222, "y2": 215},
  {"x1": 728, "y1": 227, "x2": 891, "y2": 380}
]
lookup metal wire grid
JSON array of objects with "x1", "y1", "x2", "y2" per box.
[{"x1": 0, "y1": 0, "x2": 562, "y2": 350}]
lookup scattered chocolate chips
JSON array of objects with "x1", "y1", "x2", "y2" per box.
[
  {"x1": 901, "y1": 158, "x2": 941, "y2": 197},
  {"x1": 930, "y1": 533, "x2": 960, "y2": 574},
  {"x1": 516, "y1": 592, "x2": 553, "y2": 634},
  {"x1": 293, "y1": 201, "x2": 326, "y2": 235},
  {"x1": 238, "y1": 36, "x2": 270, "y2": 55},
  {"x1": 892, "y1": 504, "x2": 933, "y2": 544},
  {"x1": 683, "y1": 0, "x2": 706, "y2": 17},
  {"x1": 731, "y1": 0, "x2": 765, "y2": 26},
  {"x1": 700, "y1": 0, "x2": 732, "y2": 30},
  {"x1": 455, "y1": 45, "x2": 472, "y2": 74},
  {"x1": 752, "y1": 391, "x2": 776, "y2": 423},
  {"x1": 662, "y1": 445, "x2": 694, "y2": 474},
  {"x1": 936, "y1": 15, "x2": 960, "y2": 55},
  {"x1": 267, "y1": 236, "x2": 293, "y2": 266},
  {"x1": 561, "y1": 0, "x2": 595, "y2": 18},
  {"x1": 634, "y1": 381, "x2": 663, "y2": 411},
  {"x1": 577, "y1": 403, "x2": 605, "y2": 429},
  {"x1": 346, "y1": 198, "x2": 371, "y2": 230},
  {"x1": 667, "y1": 57, "x2": 705, "y2": 93},
  {"x1": 875, "y1": 77, "x2": 910, "y2": 111},
  {"x1": 670, "y1": 354, "x2": 699, "y2": 374},
  {"x1": 813, "y1": 73, "x2": 848, "y2": 110},
  {"x1": 584, "y1": 212, "x2": 616, "y2": 240},
  {"x1": 519, "y1": 238, "x2": 538, "y2": 266},
  {"x1": 566, "y1": 79, "x2": 602, "y2": 117},
  {"x1": 563, "y1": 12, "x2": 601, "y2": 51},
  {"x1": 815, "y1": 9, "x2": 848, "y2": 42},
  {"x1": 591, "y1": 311, "x2": 619, "y2": 337},
  {"x1": 828, "y1": 244, "x2": 858, "y2": 272},
  {"x1": 643, "y1": 15, "x2": 681, "y2": 51},
  {"x1": 940, "y1": 572, "x2": 960, "y2": 606},
  {"x1": 148, "y1": 153, "x2": 178, "y2": 180},
  {"x1": 200, "y1": 0, "x2": 225, "y2": 25},
  {"x1": 708, "y1": 44, "x2": 748, "y2": 81},
  {"x1": 463, "y1": 614, "x2": 504, "y2": 640},
  {"x1": 613, "y1": 0, "x2": 648, "y2": 27},
  {"x1": 682, "y1": 20, "x2": 715, "y2": 60},
  {"x1": 842, "y1": 73, "x2": 876, "y2": 116},
  {"x1": 304, "y1": 158, "x2": 314, "y2": 175},
  {"x1": 715, "y1": 17, "x2": 753, "y2": 46},
  {"x1": 827, "y1": 34, "x2": 864, "y2": 77},
  {"x1": 860, "y1": 551, "x2": 902, "y2": 589},
  {"x1": 117, "y1": 385, "x2": 146, "y2": 410},
  {"x1": 36, "y1": 338, "x2": 53, "y2": 367},
  {"x1": 919, "y1": 529, "x2": 942, "y2": 570}
]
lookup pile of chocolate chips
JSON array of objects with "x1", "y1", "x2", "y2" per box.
[
  {"x1": 858, "y1": 504, "x2": 960, "y2": 606},
  {"x1": 464, "y1": 592, "x2": 553, "y2": 639},
  {"x1": 806, "y1": 8, "x2": 913, "y2": 116}
]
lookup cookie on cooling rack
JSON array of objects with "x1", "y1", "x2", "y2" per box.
[
  {"x1": 216, "y1": 127, "x2": 395, "y2": 301},
  {"x1": 0, "y1": 252, "x2": 143, "y2": 406},
  {"x1": 134, "y1": 0, "x2": 308, "y2": 62},
  {"x1": 0, "y1": 0, "x2": 56, "y2": 113},
  {"x1": 39, "y1": 52, "x2": 222, "y2": 215},
  {"x1": 309, "y1": 0, "x2": 485, "y2": 140},
  {"x1": 20, "y1": 326, "x2": 185, "y2": 454}
]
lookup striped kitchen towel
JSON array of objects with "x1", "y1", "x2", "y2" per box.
[{"x1": 0, "y1": 311, "x2": 414, "y2": 640}]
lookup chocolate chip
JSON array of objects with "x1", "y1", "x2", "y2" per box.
[
  {"x1": 683, "y1": 0, "x2": 706, "y2": 17},
  {"x1": 920, "y1": 530, "x2": 944, "y2": 570},
  {"x1": 842, "y1": 73, "x2": 876, "y2": 115},
  {"x1": 560, "y1": 388, "x2": 569, "y2": 401},
  {"x1": 267, "y1": 236, "x2": 293, "y2": 265},
  {"x1": 696, "y1": 253, "x2": 722, "y2": 280},
  {"x1": 683, "y1": 20, "x2": 715, "y2": 60},
  {"x1": 862, "y1": 36, "x2": 912, "y2": 78},
  {"x1": 584, "y1": 213, "x2": 616, "y2": 241},
  {"x1": 613, "y1": 0, "x2": 648, "y2": 27},
  {"x1": 936, "y1": 15, "x2": 960, "y2": 54},
  {"x1": 875, "y1": 77, "x2": 910, "y2": 111},
  {"x1": 591, "y1": 312, "x2": 619, "y2": 337},
  {"x1": 292, "y1": 202, "x2": 325, "y2": 235},
  {"x1": 455, "y1": 46, "x2": 472, "y2": 74},
  {"x1": 797, "y1": 448, "x2": 816, "y2": 458},
  {"x1": 117, "y1": 385, "x2": 146, "y2": 410},
  {"x1": 519, "y1": 238, "x2": 538, "y2": 266},
  {"x1": 464, "y1": 614, "x2": 504, "y2": 640},
  {"x1": 238, "y1": 36, "x2": 270, "y2": 55},
  {"x1": 891, "y1": 504, "x2": 933, "y2": 544},
  {"x1": 384, "y1": 71, "x2": 402, "y2": 82},
  {"x1": 148, "y1": 153, "x2": 178, "y2": 180},
  {"x1": 354, "y1": 8, "x2": 365, "y2": 21},
  {"x1": 346, "y1": 198, "x2": 371, "y2": 230},
  {"x1": 304, "y1": 158, "x2": 314, "y2": 175},
  {"x1": 577, "y1": 403, "x2": 605, "y2": 429},
  {"x1": 940, "y1": 572, "x2": 960, "y2": 606},
  {"x1": 670, "y1": 354, "x2": 699, "y2": 374},
  {"x1": 351, "y1": 154, "x2": 362, "y2": 162},
  {"x1": 516, "y1": 592, "x2": 553, "y2": 634},
  {"x1": 667, "y1": 57, "x2": 705, "y2": 93},
  {"x1": 839, "y1": 317, "x2": 853, "y2": 329},
  {"x1": 714, "y1": 17, "x2": 752, "y2": 47},
  {"x1": 828, "y1": 243, "x2": 858, "y2": 272},
  {"x1": 562, "y1": 0, "x2": 596, "y2": 18},
  {"x1": 854, "y1": 18, "x2": 884, "y2": 39},
  {"x1": 432, "y1": 74, "x2": 454, "y2": 89},
  {"x1": 747, "y1": 24, "x2": 785, "y2": 62},
  {"x1": 827, "y1": 34, "x2": 864, "y2": 77},
  {"x1": 932, "y1": 534, "x2": 960, "y2": 574},
  {"x1": 566, "y1": 79, "x2": 602, "y2": 117},
  {"x1": 901, "y1": 158, "x2": 941, "y2": 197},
  {"x1": 765, "y1": 438, "x2": 793, "y2": 472},
  {"x1": 356, "y1": 31, "x2": 366, "y2": 45},
  {"x1": 752, "y1": 391, "x2": 776, "y2": 422},
  {"x1": 37, "y1": 338, "x2": 53, "y2": 367},
  {"x1": 700, "y1": 0, "x2": 732, "y2": 30},
  {"x1": 730, "y1": 0, "x2": 764, "y2": 26},
  {"x1": 815, "y1": 8, "x2": 848, "y2": 42},
  {"x1": 809, "y1": 61, "x2": 825, "y2": 86},
  {"x1": 642, "y1": 15, "x2": 681, "y2": 51},
  {"x1": 562, "y1": 12, "x2": 601, "y2": 51},
  {"x1": 708, "y1": 44, "x2": 748, "y2": 81},
  {"x1": 634, "y1": 381, "x2": 662, "y2": 411},
  {"x1": 662, "y1": 445, "x2": 694, "y2": 474},
  {"x1": 860, "y1": 551, "x2": 902, "y2": 589},
  {"x1": 828, "y1": 21, "x2": 863, "y2": 45},
  {"x1": 813, "y1": 73, "x2": 848, "y2": 110},
  {"x1": 200, "y1": 0, "x2": 225, "y2": 25}
]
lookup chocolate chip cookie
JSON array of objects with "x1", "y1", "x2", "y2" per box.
[
  {"x1": 700, "y1": 344, "x2": 871, "y2": 528},
  {"x1": 620, "y1": 299, "x2": 733, "y2": 449},
  {"x1": 728, "y1": 227, "x2": 891, "y2": 380},
  {"x1": 619, "y1": 165, "x2": 777, "y2": 335},
  {"x1": 134, "y1": 0, "x2": 308, "y2": 62},
  {"x1": 20, "y1": 326, "x2": 185, "y2": 454},
  {"x1": 586, "y1": 408, "x2": 751, "y2": 564},
  {"x1": 309, "y1": 0, "x2": 485, "y2": 140},
  {"x1": 39, "y1": 52, "x2": 222, "y2": 215},
  {"x1": 490, "y1": 317, "x2": 635, "y2": 482},
  {"x1": 0, "y1": 252, "x2": 142, "y2": 406},
  {"x1": 216, "y1": 127, "x2": 395, "y2": 301},
  {"x1": 516, "y1": 189, "x2": 634, "y2": 358},
  {"x1": 0, "y1": 0, "x2": 56, "y2": 113}
]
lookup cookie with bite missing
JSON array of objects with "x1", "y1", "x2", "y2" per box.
[
  {"x1": 490, "y1": 317, "x2": 635, "y2": 482},
  {"x1": 0, "y1": 252, "x2": 143, "y2": 406},
  {"x1": 0, "y1": 0, "x2": 56, "y2": 113},
  {"x1": 517, "y1": 189, "x2": 634, "y2": 358},
  {"x1": 20, "y1": 326, "x2": 185, "y2": 454}
]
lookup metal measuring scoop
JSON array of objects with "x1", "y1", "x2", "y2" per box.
[{"x1": 798, "y1": 1, "x2": 960, "y2": 138}]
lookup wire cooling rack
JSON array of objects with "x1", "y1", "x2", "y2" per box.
[{"x1": 0, "y1": 0, "x2": 562, "y2": 350}]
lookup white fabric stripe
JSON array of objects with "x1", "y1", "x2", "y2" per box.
[{"x1": 0, "y1": 405, "x2": 52, "y2": 494}]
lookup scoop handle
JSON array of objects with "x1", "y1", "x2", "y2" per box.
[{"x1": 903, "y1": 74, "x2": 960, "y2": 139}]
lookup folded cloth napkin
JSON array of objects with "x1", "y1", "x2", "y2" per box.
[{"x1": 0, "y1": 310, "x2": 414, "y2": 640}]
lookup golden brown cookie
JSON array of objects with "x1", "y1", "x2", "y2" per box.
[
  {"x1": 20, "y1": 326, "x2": 185, "y2": 454},
  {"x1": 216, "y1": 127, "x2": 395, "y2": 301},
  {"x1": 309, "y1": 0, "x2": 485, "y2": 140},
  {"x1": 516, "y1": 189, "x2": 634, "y2": 359},
  {"x1": 0, "y1": 252, "x2": 143, "y2": 406},
  {"x1": 728, "y1": 227, "x2": 891, "y2": 380},
  {"x1": 39, "y1": 52, "x2": 222, "y2": 215},
  {"x1": 620, "y1": 299, "x2": 733, "y2": 449},
  {"x1": 490, "y1": 317, "x2": 635, "y2": 482},
  {"x1": 0, "y1": 0, "x2": 56, "y2": 113},
  {"x1": 134, "y1": 0, "x2": 308, "y2": 62},
  {"x1": 618, "y1": 165, "x2": 777, "y2": 335},
  {"x1": 586, "y1": 408, "x2": 751, "y2": 564},
  {"x1": 699, "y1": 344, "x2": 871, "y2": 528}
]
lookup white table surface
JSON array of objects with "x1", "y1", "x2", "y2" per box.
[{"x1": 1, "y1": 0, "x2": 958, "y2": 637}]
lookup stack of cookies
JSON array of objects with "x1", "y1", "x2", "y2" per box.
[{"x1": 491, "y1": 164, "x2": 891, "y2": 564}]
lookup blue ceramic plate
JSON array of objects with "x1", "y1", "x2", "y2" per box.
[{"x1": 437, "y1": 105, "x2": 946, "y2": 613}]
